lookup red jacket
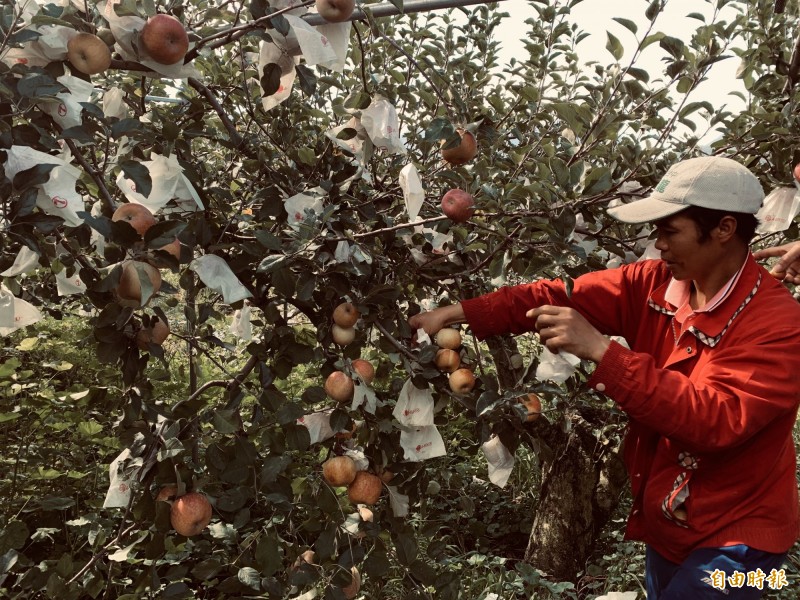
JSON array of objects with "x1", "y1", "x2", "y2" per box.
[{"x1": 462, "y1": 256, "x2": 800, "y2": 563}]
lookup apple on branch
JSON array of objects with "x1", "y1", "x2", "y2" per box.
[
  {"x1": 316, "y1": 0, "x2": 356, "y2": 23},
  {"x1": 170, "y1": 492, "x2": 212, "y2": 537},
  {"x1": 441, "y1": 189, "x2": 475, "y2": 223},
  {"x1": 139, "y1": 14, "x2": 189, "y2": 65},
  {"x1": 449, "y1": 368, "x2": 476, "y2": 394},
  {"x1": 115, "y1": 260, "x2": 162, "y2": 308},
  {"x1": 112, "y1": 203, "x2": 156, "y2": 237},
  {"x1": 67, "y1": 33, "x2": 112, "y2": 75},
  {"x1": 441, "y1": 129, "x2": 477, "y2": 165},
  {"x1": 325, "y1": 370, "x2": 354, "y2": 403},
  {"x1": 435, "y1": 328, "x2": 462, "y2": 350}
]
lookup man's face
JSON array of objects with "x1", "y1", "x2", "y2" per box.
[{"x1": 653, "y1": 213, "x2": 718, "y2": 280}]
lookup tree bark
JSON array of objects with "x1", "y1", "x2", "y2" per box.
[{"x1": 524, "y1": 412, "x2": 627, "y2": 581}]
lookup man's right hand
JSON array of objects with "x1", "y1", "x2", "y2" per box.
[
  {"x1": 407, "y1": 303, "x2": 466, "y2": 337},
  {"x1": 753, "y1": 241, "x2": 800, "y2": 284}
]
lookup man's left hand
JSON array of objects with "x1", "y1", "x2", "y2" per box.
[{"x1": 526, "y1": 305, "x2": 610, "y2": 363}]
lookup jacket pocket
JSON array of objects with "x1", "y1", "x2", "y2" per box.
[{"x1": 660, "y1": 451, "x2": 698, "y2": 528}]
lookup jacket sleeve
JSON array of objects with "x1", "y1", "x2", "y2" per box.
[
  {"x1": 461, "y1": 260, "x2": 664, "y2": 342},
  {"x1": 590, "y1": 332, "x2": 800, "y2": 452}
]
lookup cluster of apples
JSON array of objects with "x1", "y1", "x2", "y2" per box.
[
  {"x1": 321, "y1": 455, "x2": 385, "y2": 506},
  {"x1": 433, "y1": 328, "x2": 476, "y2": 394},
  {"x1": 65, "y1": 13, "x2": 189, "y2": 77},
  {"x1": 110, "y1": 203, "x2": 182, "y2": 350},
  {"x1": 156, "y1": 486, "x2": 213, "y2": 537}
]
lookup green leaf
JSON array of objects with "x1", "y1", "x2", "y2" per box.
[
  {"x1": 78, "y1": 421, "x2": 103, "y2": 436},
  {"x1": 295, "y1": 63, "x2": 317, "y2": 96},
  {"x1": 237, "y1": 566, "x2": 261, "y2": 591},
  {"x1": 393, "y1": 532, "x2": 418, "y2": 566},
  {"x1": 257, "y1": 254, "x2": 288, "y2": 274},
  {"x1": 363, "y1": 551, "x2": 391, "y2": 578},
  {"x1": 612, "y1": 17, "x2": 637, "y2": 34},
  {"x1": 261, "y1": 63, "x2": 282, "y2": 97},
  {"x1": 17, "y1": 74, "x2": 65, "y2": 98},
  {"x1": 0, "y1": 521, "x2": 29, "y2": 554},
  {"x1": 59, "y1": 126, "x2": 95, "y2": 144},
  {"x1": 255, "y1": 534, "x2": 282, "y2": 576},
  {"x1": 13, "y1": 163, "x2": 57, "y2": 192},
  {"x1": 110, "y1": 118, "x2": 144, "y2": 139},
  {"x1": 605, "y1": 32, "x2": 623, "y2": 61},
  {"x1": 645, "y1": 0, "x2": 661, "y2": 21},
  {"x1": 119, "y1": 161, "x2": 152, "y2": 198},
  {"x1": 144, "y1": 221, "x2": 187, "y2": 249},
  {"x1": 659, "y1": 35, "x2": 685, "y2": 60}
]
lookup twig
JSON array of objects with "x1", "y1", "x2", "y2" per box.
[
  {"x1": 187, "y1": 78, "x2": 246, "y2": 151},
  {"x1": 63, "y1": 139, "x2": 115, "y2": 213}
]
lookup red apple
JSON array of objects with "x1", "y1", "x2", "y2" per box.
[
  {"x1": 170, "y1": 492, "x2": 212, "y2": 536},
  {"x1": 322, "y1": 456, "x2": 358, "y2": 486},
  {"x1": 435, "y1": 328, "x2": 462, "y2": 350},
  {"x1": 441, "y1": 189, "x2": 475, "y2": 223},
  {"x1": 136, "y1": 316, "x2": 170, "y2": 351},
  {"x1": 347, "y1": 471, "x2": 382, "y2": 505},
  {"x1": 518, "y1": 393, "x2": 542, "y2": 423},
  {"x1": 449, "y1": 368, "x2": 476, "y2": 394},
  {"x1": 435, "y1": 349, "x2": 461, "y2": 373},
  {"x1": 441, "y1": 129, "x2": 477, "y2": 165},
  {"x1": 115, "y1": 260, "x2": 162, "y2": 308},
  {"x1": 139, "y1": 14, "x2": 189, "y2": 65},
  {"x1": 112, "y1": 203, "x2": 156, "y2": 237},
  {"x1": 351, "y1": 359, "x2": 375, "y2": 384},
  {"x1": 315, "y1": 0, "x2": 355, "y2": 23},
  {"x1": 333, "y1": 302, "x2": 360, "y2": 328},
  {"x1": 332, "y1": 324, "x2": 356, "y2": 345},
  {"x1": 793, "y1": 163, "x2": 800, "y2": 182},
  {"x1": 325, "y1": 370, "x2": 354, "y2": 403},
  {"x1": 67, "y1": 33, "x2": 112, "y2": 75}
]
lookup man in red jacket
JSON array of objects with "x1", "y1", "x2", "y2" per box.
[{"x1": 409, "y1": 156, "x2": 800, "y2": 599}]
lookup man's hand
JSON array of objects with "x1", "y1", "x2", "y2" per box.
[
  {"x1": 526, "y1": 305, "x2": 610, "y2": 363},
  {"x1": 408, "y1": 304, "x2": 465, "y2": 337},
  {"x1": 753, "y1": 242, "x2": 800, "y2": 284}
]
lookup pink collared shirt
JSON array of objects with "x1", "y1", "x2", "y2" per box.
[{"x1": 664, "y1": 256, "x2": 748, "y2": 327}]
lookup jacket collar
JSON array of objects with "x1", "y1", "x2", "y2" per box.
[{"x1": 648, "y1": 255, "x2": 763, "y2": 348}]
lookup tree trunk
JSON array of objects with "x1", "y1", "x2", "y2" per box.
[{"x1": 524, "y1": 412, "x2": 627, "y2": 582}]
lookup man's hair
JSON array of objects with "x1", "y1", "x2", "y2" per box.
[{"x1": 681, "y1": 205, "x2": 759, "y2": 244}]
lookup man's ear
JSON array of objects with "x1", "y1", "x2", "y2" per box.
[{"x1": 716, "y1": 215, "x2": 738, "y2": 243}]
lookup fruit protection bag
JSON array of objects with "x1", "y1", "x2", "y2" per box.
[
  {"x1": 0, "y1": 246, "x2": 39, "y2": 277},
  {"x1": 115, "y1": 153, "x2": 204, "y2": 215},
  {"x1": 361, "y1": 95, "x2": 406, "y2": 155},
  {"x1": 296, "y1": 411, "x2": 335, "y2": 445},
  {"x1": 393, "y1": 379, "x2": 435, "y2": 426},
  {"x1": 0, "y1": 284, "x2": 43, "y2": 336},
  {"x1": 284, "y1": 14, "x2": 350, "y2": 73},
  {"x1": 41, "y1": 75, "x2": 95, "y2": 130},
  {"x1": 258, "y1": 38, "x2": 297, "y2": 112},
  {"x1": 535, "y1": 346, "x2": 581, "y2": 384},
  {"x1": 4, "y1": 145, "x2": 85, "y2": 227},
  {"x1": 756, "y1": 187, "x2": 800, "y2": 233},
  {"x1": 103, "y1": 448, "x2": 133, "y2": 508},
  {"x1": 189, "y1": 255, "x2": 253, "y2": 305},
  {"x1": 229, "y1": 304, "x2": 253, "y2": 341},
  {"x1": 399, "y1": 163, "x2": 424, "y2": 220},
  {"x1": 482, "y1": 435, "x2": 515, "y2": 488},
  {"x1": 399, "y1": 426, "x2": 446, "y2": 462}
]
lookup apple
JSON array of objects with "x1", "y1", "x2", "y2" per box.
[
  {"x1": 351, "y1": 359, "x2": 375, "y2": 384},
  {"x1": 315, "y1": 0, "x2": 355, "y2": 23},
  {"x1": 115, "y1": 260, "x2": 162, "y2": 308},
  {"x1": 441, "y1": 189, "x2": 475, "y2": 223},
  {"x1": 435, "y1": 328, "x2": 462, "y2": 350},
  {"x1": 379, "y1": 469, "x2": 394, "y2": 483},
  {"x1": 155, "y1": 484, "x2": 178, "y2": 502},
  {"x1": 341, "y1": 566, "x2": 361, "y2": 600},
  {"x1": 322, "y1": 455, "x2": 358, "y2": 486},
  {"x1": 333, "y1": 302, "x2": 360, "y2": 327},
  {"x1": 139, "y1": 14, "x2": 189, "y2": 65},
  {"x1": 347, "y1": 471, "x2": 382, "y2": 505},
  {"x1": 290, "y1": 549, "x2": 316, "y2": 573},
  {"x1": 147, "y1": 237, "x2": 182, "y2": 268},
  {"x1": 449, "y1": 368, "x2": 476, "y2": 394},
  {"x1": 332, "y1": 324, "x2": 356, "y2": 345},
  {"x1": 136, "y1": 316, "x2": 170, "y2": 351},
  {"x1": 67, "y1": 32, "x2": 112, "y2": 75},
  {"x1": 170, "y1": 492, "x2": 212, "y2": 536},
  {"x1": 324, "y1": 370, "x2": 354, "y2": 403},
  {"x1": 334, "y1": 420, "x2": 358, "y2": 440},
  {"x1": 435, "y1": 348, "x2": 461, "y2": 373},
  {"x1": 518, "y1": 393, "x2": 542, "y2": 423},
  {"x1": 793, "y1": 163, "x2": 800, "y2": 182},
  {"x1": 441, "y1": 129, "x2": 477, "y2": 165},
  {"x1": 112, "y1": 203, "x2": 156, "y2": 237}
]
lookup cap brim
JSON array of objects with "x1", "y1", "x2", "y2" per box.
[{"x1": 607, "y1": 197, "x2": 687, "y2": 224}]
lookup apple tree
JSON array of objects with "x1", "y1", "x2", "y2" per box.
[{"x1": 2, "y1": 0, "x2": 799, "y2": 597}]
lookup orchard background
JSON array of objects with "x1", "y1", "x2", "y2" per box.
[{"x1": 2, "y1": 0, "x2": 800, "y2": 598}]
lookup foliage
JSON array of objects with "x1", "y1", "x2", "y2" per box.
[{"x1": 2, "y1": 0, "x2": 800, "y2": 598}]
